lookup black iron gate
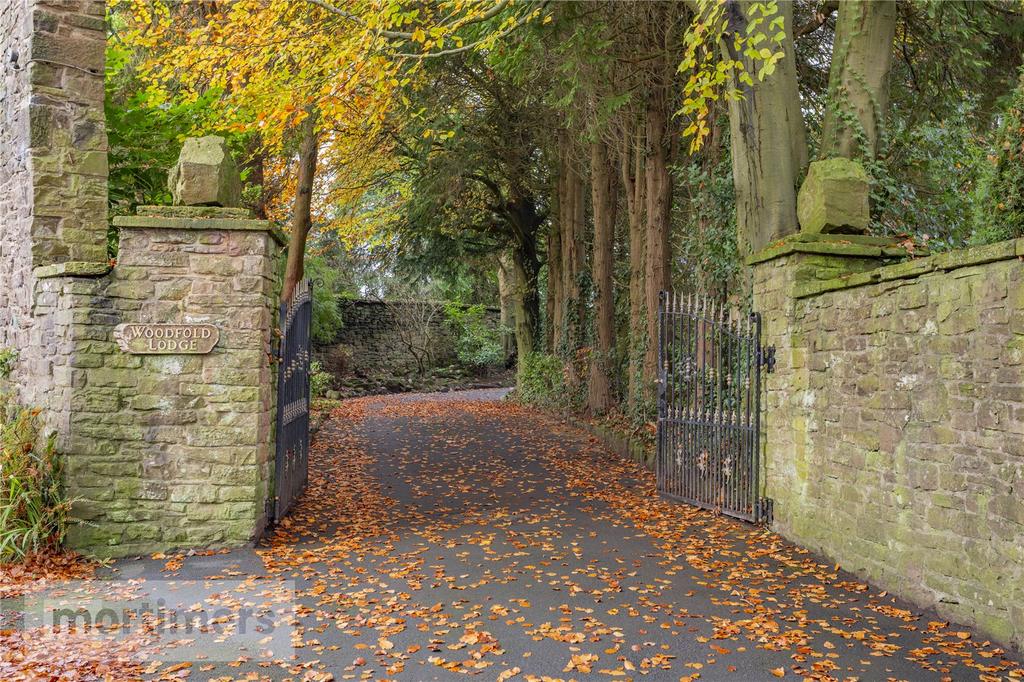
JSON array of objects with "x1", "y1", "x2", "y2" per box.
[
  {"x1": 273, "y1": 278, "x2": 313, "y2": 522},
  {"x1": 656, "y1": 291, "x2": 772, "y2": 523}
]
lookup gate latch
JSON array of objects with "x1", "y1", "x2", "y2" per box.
[{"x1": 759, "y1": 345, "x2": 777, "y2": 373}]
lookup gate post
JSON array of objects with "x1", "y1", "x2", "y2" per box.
[
  {"x1": 57, "y1": 139, "x2": 287, "y2": 557},
  {"x1": 748, "y1": 234, "x2": 910, "y2": 535}
]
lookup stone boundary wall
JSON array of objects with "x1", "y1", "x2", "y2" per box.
[
  {"x1": 753, "y1": 234, "x2": 1024, "y2": 651},
  {"x1": 319, "y1": 299, "x2": 500, "y2": 376}
]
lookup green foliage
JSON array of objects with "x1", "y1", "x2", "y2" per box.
[
  {"x1": 868, "y1": 106, "x2": 988, "y2": 250},
  {"x1": 0, "y1": 349, "x2": 17, "y2": 381},
  {"x1": 515, "y1": 353, "x2": 566, "y2": 411},
  {"x1": 444, "y1": 304, "x2": 504, "y2": 371},
  {"x1": 0, "y1": 396, "x2": 71, "y2": 562},
  {"x1": 673, "y1": 151, "x2": 740, "y2": 299},
  {"x1": 309, "y1": 360, "x2": 333, "y2": 400},
  {"x1": 679, "y1": 0, "x2": 787, "y2": 150},
  {"x1": 306, "y1": 256, "x2": 344, "y2": 344},
  {"x1": 973, "y1": 72, "x2": 1024, "y2": 244},
  {"x1": 105, "y1": 36, "x2": 251, "y2": 257}
]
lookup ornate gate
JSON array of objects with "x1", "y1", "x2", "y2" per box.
[
  {"x1": 273, "y1": 279, "x2": 312, "y2": 522},
  {"x1": 656, "y1": 291, "x2": 773, "y2": 523}
]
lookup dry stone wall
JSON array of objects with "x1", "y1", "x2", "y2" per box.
[
  {"x1": 321, "y1": 299, "x2": 499, "y2": 376},
  {"x1": 753, "y1": 235, "x2": 1024, "y2": 651}
]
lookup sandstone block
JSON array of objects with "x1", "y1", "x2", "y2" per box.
[
  {"x1": 797, "y1": 158, "x2": 871, "y2": 234},
  {"x1": 167, "y1": 136, "x2": 242, "y2": 207}
]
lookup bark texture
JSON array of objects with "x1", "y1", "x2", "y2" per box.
[
  {"x1": 621, "y1": 124, "x2": 646, "y2": 413},
  {"x1": 819, "y1": 0, "x2": 898, "y2": 160},
  {"x1": 497, "y1": 252, "x2": 516, "y2": 362},
  {"x1": 726, "y1": 0, "x2": 808, "y2": 258},
  {"x1": 510, "y1": 245, "x2": 539, "y2": 371},
  {"x1": 587, "y1": 140, "x2": 617, "y2": 414},
  {"x1": 558, "y1": 132, "x2": 587, "y2": 367},
  {"x1": 641, "y1": 81, "x2": 672, "y2": 405},
  {"x1": 281, "y1": 111, "x2": 319, "y2": 304}
]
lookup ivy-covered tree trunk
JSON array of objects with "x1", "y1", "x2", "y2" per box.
[
  {"x1": 550, "y1": 132, "x2": 571, "y2": 353},
  {"x1": 510, "y1": 243, "x2": 539, "y2": 376},
  {"x1": 726, "y1": 0, "x2": 807, "y2": 258},
  {"x1": 819, "y1": 0, "x2": 898, "y2": 160},
  {"x1": 641, "y1": 80, "x2": 672, "y2": 407},
  {"x1": 559, "y1": 132, "x2": 587, "y2": 386},
  {"x1": 587, "y1": 140, "x2": 617, "y2": 414},
  {"x1": 497, "y1": 251, "x2": 516, "y2": 363},
  {"x1": 546, "y1": 199, "x2": 562, "y2": 353},
  {"x1": 281, "y1": 110, "x2": 319, "y2": 303},
  {"x1": 620, "y1": 123, "x2": 646, "y2": 414}
]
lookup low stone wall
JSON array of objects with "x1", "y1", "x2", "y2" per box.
[
  {"x1": 753, "y1": 234, "x2": 1024, "y2": 650},
  {"x1": 318, "y1": 299, "x2": 500, "y2": 376}
]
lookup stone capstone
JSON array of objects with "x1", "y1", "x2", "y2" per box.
[
  {"x1": 167, "y1": 136, "x2": 242, "y2": 207},
  {"x1": 797, "y1": 157, "x2": 871, "y2": 234}
]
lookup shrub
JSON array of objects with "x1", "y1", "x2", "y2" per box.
[
  {"x1": 0, "y1": 349, "x2": 16, "y2": 380},
  {"x1": 306, "y1": 256, "x2": 344, "y2": 345},
  {"x1": 0, "y1": 396, "x2": 70, "y2": 562},
  {"x1": 973, "y1": 70, "x2": 1024, "y2": 244},
  {"x1": 516, "y1": 352, "x2": 566, "y2": 410},
  {"x1": 444, "y1": 303, "x2": 504, "y2": 371},
  {"x1": 309, "y1": 360, "x2": 333, "y2": 400}
]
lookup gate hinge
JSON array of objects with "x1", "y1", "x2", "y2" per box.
[
  {"x1": 758, "y1": 498, "x2": 774, "y2": 525},
  {"x1": 759, "y1": 345, "x2": 776, "y2": 373}
]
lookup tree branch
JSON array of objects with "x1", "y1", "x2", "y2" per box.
[{"x1": 795, "y1": 0, "x2": 839, "y2": 38}]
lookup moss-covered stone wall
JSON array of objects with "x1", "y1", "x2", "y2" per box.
[
  {"x1": 0, "y1": 0, "x2": 108, "y2": 413},
  {"x1": 36, "y1": 206, "x2": 284, "y2": 557},
  {"x1": 753, "y1": 235, "x2": 1024, "y2": 651}
]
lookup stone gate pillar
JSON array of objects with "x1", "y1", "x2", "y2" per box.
[{"x1": 61, "y1": 203, "x2": 285, "y2": 555}]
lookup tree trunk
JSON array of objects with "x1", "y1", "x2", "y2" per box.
[
  {"x1": 510, "y1": 244, "x2": 539, "y2": 376},
  {"x1": 560, "y1": 149, "x2": 586, "y2": 390},
  {"x1": 546, "y1": 191, "x2": 562, "y2": 354},
  {"x1": 641, "y1": 81, "x2": 672, "y2": 408},
  {"x1": 588, "y1": 140, "x2": 617, "y2": 414},
  {"x1": 281, "y1": 110, "x2": 319, "y2": 303},
  {"x1": 621, "y1": 122, "x2": 646, "y2": 414},
  {"x1": 549, "y1": 132, "x2": 570, "y2": 353},
  {"x1": 497, "y1": 251, "x2": 516, "y2": 363},
  {"x1": 818, "y1": 0, "x2": 898, "y2": 160},
  {"x1": 726, "y1": 0, "x2": 808, "y2": 258}
]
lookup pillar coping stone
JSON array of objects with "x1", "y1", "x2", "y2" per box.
[
  {"x1": 33, "y1": 261, "x2": 112, "y2": 280},
  {"x1": 747, "y1": 233, "x2": 922, "y2": 266},
  {"x1": 113, "y1": 206, "x2": 288, "y2": 247}
]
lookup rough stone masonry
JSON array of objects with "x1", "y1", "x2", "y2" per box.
[
  {"x1": 752, "y1": 233, "x2": 1024, "y2": 652},
  {"x1": 0, "y1": 0, "x2": 286, "y2": 555}
]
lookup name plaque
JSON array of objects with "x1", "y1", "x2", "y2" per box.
[{"x1": 114, "y1": 323, "x2": 220, "y2": 354}]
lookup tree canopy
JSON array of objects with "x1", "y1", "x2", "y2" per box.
[{"x1": 107, "y1": 0, "x2": 1024, "y2": 420}]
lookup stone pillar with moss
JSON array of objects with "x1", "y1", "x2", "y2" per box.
[{"x1": 55, "y1": 137, "x2": 286, "y2": 556}]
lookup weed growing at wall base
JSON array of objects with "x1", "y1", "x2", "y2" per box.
[{"x1": 0, "y1": 395, "x2": 71, "y2": 561}]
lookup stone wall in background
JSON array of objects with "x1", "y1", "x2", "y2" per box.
[
  {"x1": 753, "y1": 235, "x2": 1024, "y2": 651},
  {"x1": 45, "y1": 206, "x2": 284, "y2": 557},
  {"x1": 318, "y1": 299, "x2": 500, "y2": 377}
]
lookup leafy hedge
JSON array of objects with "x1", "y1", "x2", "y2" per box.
[{"x1": 515, "y1": 353, "x2": 566, "y2": 410}]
